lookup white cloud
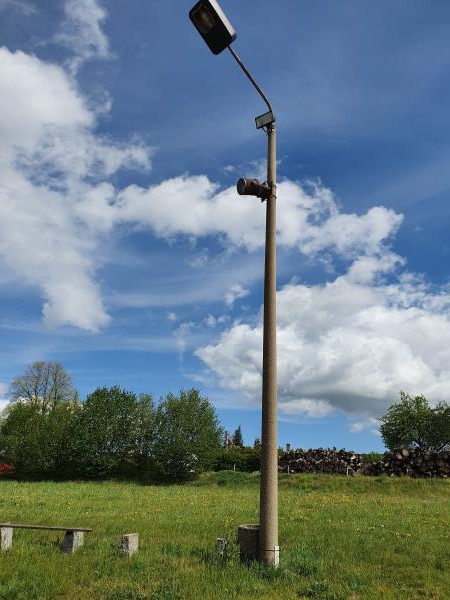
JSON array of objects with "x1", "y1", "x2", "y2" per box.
[
  {"x1": 204, "y1": 314, "x2": 228, "y2": 328},
  {"x1": 0, "y1": 15, "x2": 408, "y2": 335},
  {"x1": 56, "y1": 0, "x2": 110, "y2": 73},
  {"x1": 0, "y1": 0, "x2": 35, "y2": 15},
  {"x1": 0, "y1": 43, "x2": 404, "y2": 336},
  {"x1": 197, "y1": 323, "x2": 263, "y2": 400},
  {"x1": 117, "y1": 177, "x2": 401, "y2": 258},
  {"x1": 0, "y1": 66, "x2": 401, "y2": 334},
  {"x1": 0, "y1": 47, "x2": 151, "y2": 331},
  {"x1": 196, "y1": 256, "x2": 450, "y2": 419},
  {"x1": 224, "y1": 284, "x2": 250, "y2": 307},
  {"x1": 174, "y1": 322, "x2": 195, "y2": 355},
  {"x1": 0, "y1": 48, "x2": 92, "y2": 150},
  {"x1": 205, "y1": 315, "x2": 217, "y2": 328},
  {"x1": 349, "y1": 417, "x2": 380, "y2": 434},
  {"x1": 281, "y1": 399, "x2": 334, "y2": 419}
]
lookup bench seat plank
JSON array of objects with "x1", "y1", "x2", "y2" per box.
[{"x1": 0, "y1": 523, "x2": 92, "y2": 532}]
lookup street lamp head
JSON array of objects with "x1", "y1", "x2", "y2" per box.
[
  {"x1": 237, "y1": 178, "x2": 271, "y2": 200},
  {"x1": 189, "y1": 0, "x2": 237, "y2": 55}
]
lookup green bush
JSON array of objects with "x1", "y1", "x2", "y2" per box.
[{"x1": 214, "y1": 447, "x2": 261, "y2": 472}]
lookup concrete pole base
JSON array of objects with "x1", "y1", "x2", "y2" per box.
[
  {"x1": 259, "y1": 545, "x2": 280, "y2": 567},
  {"x1": 237, "y1": 524, "x2": 259, "y2": 563}
]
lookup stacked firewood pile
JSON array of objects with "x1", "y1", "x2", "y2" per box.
[
  {"x1": 359, "y1": 447, "x2": 450, "y2": 478},
  {"x1": 278, "y1": 447, "x2": 450, "y2": 477},
  {"x1": 279, "y1": 447, "x2": 363, "y2": 475}
]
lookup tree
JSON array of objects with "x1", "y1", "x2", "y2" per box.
[
  {"x1": 69, "y1": 386, "x2": 154, "y2": 478},
  {"x1": 134, "y1": 393, "x2": 156, "y2": 469},
  {"x1": 0, "y1": 362, "x2": 78, "y2": 478},
  {"x1": 380, "y1": 392, "x2": 450, "y2": 452},
  {"x1": 431, "y1": 402, "x2": 450, "y2": 451},
  {"x1": 152, "y1": 389, "x2": 222, "y2": 479},
  {"x1": 0, "y1": 400, "x2": 76, "y2": 478},
  {"x1": 9, "y1": 361, "x2": 76, "y2": 413},
  {"x1": 222, "y1": 431, "x2": 233, "y2": 447},
  {"x1": 232, "y1": 425, "x2": 244, "y2": 448}
]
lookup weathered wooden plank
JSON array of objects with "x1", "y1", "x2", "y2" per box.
[{"x1": 0, "y1": 523, "x2": 92, "y2": 532}]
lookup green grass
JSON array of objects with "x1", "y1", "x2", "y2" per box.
[{"x1": 0, "y1": 473, "x2": 449, "y2": 599}]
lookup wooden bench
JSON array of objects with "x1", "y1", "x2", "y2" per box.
[{"x1": 0, "y1": 523, "x2": 92, "y2": 553}]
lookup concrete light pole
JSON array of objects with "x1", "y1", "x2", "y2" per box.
[
  {"x1": 258, "y1": 118, "x2": 278, "y2": 568},
  {"x1": 189, "y1": 0, "x2": 278, "y2": 567}
]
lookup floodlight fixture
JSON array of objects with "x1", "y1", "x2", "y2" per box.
[
  {"x1": 189, "y1": 0, "x2": 237, "y2": 55},
  {"x1": 255, "y1": 110, "x2": 275, "y2": 130}
]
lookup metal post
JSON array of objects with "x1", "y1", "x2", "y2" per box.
[{"x1": 259, "y1": 123, "x2": 279, "y2": 567}]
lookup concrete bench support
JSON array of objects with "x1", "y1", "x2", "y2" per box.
[
  {"x1": 60, "y1": 531, "x2": 85, "y2": 554},
  {"x1": 0, "y1": 527, "x2": 13, "y2": 551},
  {"x1": 121, "y1": 533, "x2": 139, "y2": 557},
  {"x1": 0, "y1": 523, "x2": 91, "y2": 554}
]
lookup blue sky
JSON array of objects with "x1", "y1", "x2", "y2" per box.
[{"x1": 1, "y1": 0, "x2": 450, "y2": 452}]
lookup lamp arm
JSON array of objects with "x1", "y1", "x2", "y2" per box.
[{"x1": 227, "y1": 46, "x2": 273, "y2": 116}]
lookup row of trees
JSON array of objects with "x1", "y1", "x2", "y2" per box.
[
  {"x1": 0, "y1": 363, "x2": 224, "y2": 480},
  {"x1": 222, "y1": 425, "x2": 261, "y2": 449},
  {"x1": 1, "y1": 362, "x2": 449, "y2": 481}
]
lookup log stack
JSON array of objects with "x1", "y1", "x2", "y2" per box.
[
  {"x1": 279, "y1": 447, "x2": 363, "y2": 475},
  {"x1": 279, "y1": 447, "x2": 450, "y2": 478},
  {"x1": 359, "y1": 447, "x2": 450, "y2": 478}
]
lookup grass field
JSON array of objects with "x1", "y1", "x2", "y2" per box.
[{"x1": 0, "y1": 472, "x2": 449, "y2": 600}]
